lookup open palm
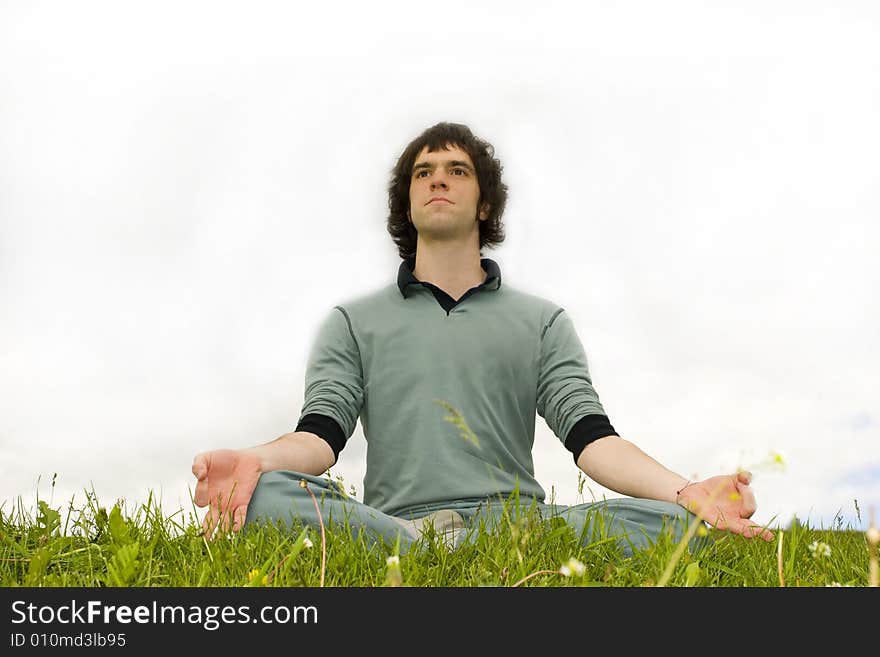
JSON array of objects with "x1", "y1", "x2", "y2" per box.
[
  {"x1": 192, "y1": 449, "x2": 261, "y2": 537},
  {"x1": 676, "y1": 470, "x2": 774, "y2": 541}
]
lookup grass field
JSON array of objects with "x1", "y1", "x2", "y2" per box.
[{"x1": 2, "y1": 481, "x2": 877, "y2": 587}]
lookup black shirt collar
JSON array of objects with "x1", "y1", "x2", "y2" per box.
[{"x1": 397, "y1": 256, "x2": 502, "y2": 299}]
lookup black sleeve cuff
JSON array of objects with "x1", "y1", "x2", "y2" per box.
[
  {"x1": 564, "y1": 414, "x2": 618, "y2": 464},
  {"x1": 295, "y1": 413, "x2": 347, "y2": 464}
]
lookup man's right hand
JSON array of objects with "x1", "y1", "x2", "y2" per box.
[{"x1": 192, "y1": 449, "x2": 262, "y2": 537}]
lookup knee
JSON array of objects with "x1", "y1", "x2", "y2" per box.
[
  {"x1": 648, "y1": 500, "x2": 699, "y2": 532},
  {"x1": 658, "y1": 500, "x2": 697, "y2": 523},
  {"x1": 608, "y1": 498, "x2": 707, "y2": 540},
  {"x1": 250, "y1": 470, "x2": 297, "y2": 502},
  {"x1": 245, "y1": 471, "x2": 310, "y2": 527},
  {"x1": 600, "y1": 498, "x2": 696, "y2": 526},
  {"x1": 653, "y1": 500, "x2": 712, "y2": 552}
]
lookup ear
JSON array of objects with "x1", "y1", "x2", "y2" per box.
[{"x1": 478, "y1": 204, "x2": 490, "y2": 221}]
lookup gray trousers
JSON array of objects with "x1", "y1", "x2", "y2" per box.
[{"x1": 244, "y1": 470, "x2": 712, "y2": 558}]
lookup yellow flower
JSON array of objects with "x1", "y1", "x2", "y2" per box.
[
  {"x1": 247, "y1": 569, "x2": 268, "y2": 586},
  {"x1": 760, "y1": 451, "x2": 786, "y2": 471}
]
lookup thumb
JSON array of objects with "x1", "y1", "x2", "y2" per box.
[{"x1": 192, "y1": 453, "x2": 209, "y2": 480}]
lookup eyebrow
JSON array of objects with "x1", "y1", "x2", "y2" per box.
[{"x1": 412, "y1": 160, "x2": 475, "y2": 174}]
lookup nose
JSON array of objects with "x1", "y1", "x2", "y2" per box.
[{"x1": 430, "y1": 171, "x2": 449, "y2": 190}]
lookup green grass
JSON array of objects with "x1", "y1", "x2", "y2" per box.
[{"x1": 1, "y1": 485, "x2": 875, "y2": 587}]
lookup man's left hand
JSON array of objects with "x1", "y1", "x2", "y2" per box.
[{"x1": 676, "y1": 470, "x2": 774, "y2": 541}]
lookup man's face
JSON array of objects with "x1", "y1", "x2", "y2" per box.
[{"x1": 408, "y1": 144, "x2": 488, "y2": 242}]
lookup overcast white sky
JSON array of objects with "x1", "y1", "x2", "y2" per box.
[{"x1": 1, "y1": 1, "x2": 877, "y2": 533}]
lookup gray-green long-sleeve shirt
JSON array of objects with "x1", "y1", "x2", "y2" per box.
[{"x1": 295, "y1": 257, "x2": 617, "y2": 517}]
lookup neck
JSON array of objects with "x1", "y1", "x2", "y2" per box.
[{"x1": 411, "y1": 240, "x2": 486, "y2": 299}]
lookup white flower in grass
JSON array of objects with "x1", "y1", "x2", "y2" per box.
[
  {"x1": 302, "y1": 537, "x2": 313, "y2": 549},
  {"x1": 559, "y1": 558, "x2": 586, "y2": 577},
  {"x1": 808, "y1": 540, "x2": 832, "y2": 558},
  {"x1": 384, "y1": 555, "x2": 403, "y2": 587}
]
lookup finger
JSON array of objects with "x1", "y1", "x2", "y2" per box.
[
  {"x1": 735, "y1": 480, "x2": 758, "y2": 518},
  {"x1": 750, "y1": 525, "x2": 774, "y2": 541},
  {"x1": 743, "y1": 523, "x2": 774, "y2": 541},
  {"x1": 712, "y1": 517, "x2": 730, "y2": 532},
  {"x1": 736, "y1": 470, "x2": 752, "y2": 485},
  {"x1": 201, "y1": 512, "x2": 211, "y2": 537},
  {"x1": 203, "y1": 492, "x2": 229, "y2": 539},
  {"x1": 233, "y1": 506, "x2": 248, "y2": 532},
  {"x1": 193, "y1": 479, "x2": 209, "y2": 507},
  {"x1": 730, "y1": 519, "x2": 774, "y2": 541},
  {"x1": 192, "y1": 454, "x2": 208, "y2": 480},
  {"x1": 219, "y1": 507, "x2": 232, "y2": 533},
  {"x1": 216, "y1": 497, "x2": 238, "y2": 534},
  {"x1": 202, "y1": 506, "x2": 218, "y2": 539}
]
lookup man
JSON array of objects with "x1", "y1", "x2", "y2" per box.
[{"x1": 192, "y1": 122, "x2": 774, "y2": 557}]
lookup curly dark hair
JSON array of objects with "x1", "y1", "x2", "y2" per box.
[{"x1": 386, "y1": 122, "x2": 508, "y2": 261}]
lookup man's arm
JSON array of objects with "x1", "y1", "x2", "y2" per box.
[
  {"x1": 245, "y1": 430, "x2": 336, "y2": 475},
  {"x1": 576, "y1": 434, "x2": 774, "y2": 540},
  {"x1": 575, "y1": 434, "x2": 688, "y2": 503},
  {"x1": 192, "y1": 431, "x2": 335, "y2": 535}
]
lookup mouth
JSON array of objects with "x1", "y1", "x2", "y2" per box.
[{"x1": 427, "y1": 198, "x2": 452, "y2": 205}]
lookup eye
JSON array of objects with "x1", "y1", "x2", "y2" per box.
[
  {"x1": 452, "y1": 168, "x2": 466, "y2": 176},
  {"x1": 415, "y1": 170, "x2": 429, "y2": 178}
]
